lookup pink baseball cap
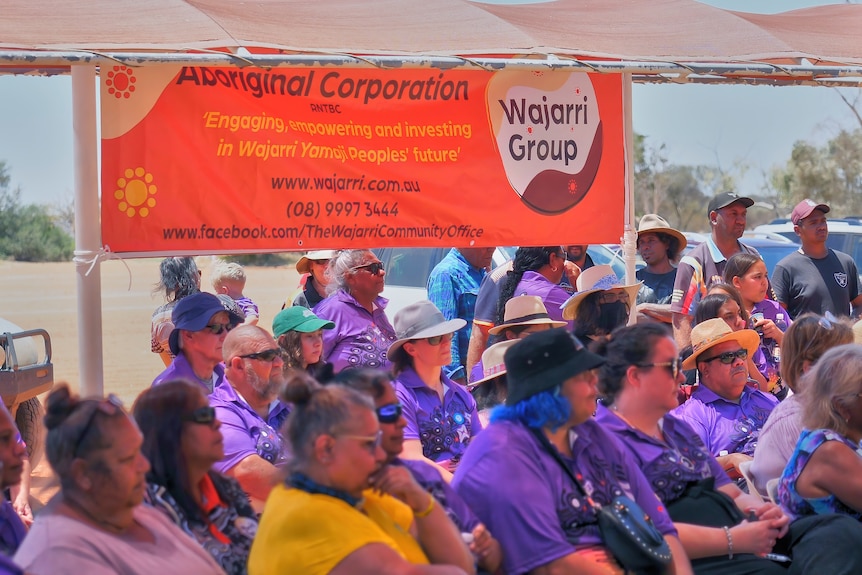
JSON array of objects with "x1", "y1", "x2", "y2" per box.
[{"x1": 791, "y1": 199, "x2": 830, "y2": 225}]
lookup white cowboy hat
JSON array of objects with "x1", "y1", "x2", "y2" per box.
[
  {"x1": 295, "y1": 250, "x2": 338, "y2": 274},
  {"x1": 560, "y1": 264, "x2": 641, "y2": 320},
  {"x1": 468, "y1": 340, "x2": 519, "y2": 388}
]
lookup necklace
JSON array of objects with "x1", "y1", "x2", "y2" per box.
[
  {"x1": 611, "y1": 404, "x2": 664, "y2": 442},
  {"x1": 63, "y1": 495, "x2": 130, "y2": 535}
]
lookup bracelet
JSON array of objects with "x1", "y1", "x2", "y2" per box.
[
  {"x1": 723, "y1": 526, "x2": 734, "y2": 560},
  {"x1": 414, "y1": 495, "x2": 436, "y2": 518}
]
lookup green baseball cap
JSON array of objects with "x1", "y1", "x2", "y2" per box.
[{"x1": 272, "y1": 306, "x2": 335, "y2": 337}]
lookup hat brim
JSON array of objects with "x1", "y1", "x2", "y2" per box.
[
  {"x1": 468, "y1": 366, "x2": 508, "y2": 388},
  {"x1": 682, "y1": 328, "x2": 761, "y2": 370},
  {"x1": 488, "y1": 317, "x2": 567, "y2": 336},
  {"x1": 637, "y1": 227, "x2": 688, "y2": 252},
  {"x1": 561, "y1": 283, "x2": 641, "y2": 320},
  {"x1": 387, "y1": 318, "x2": 467, "y2": 357},
  {"x1": 506, "y1": 348, "x2": 606, "y2": 406},
  {"x1": 274, "y1": 317, "x2": 335, "y2": 337}
]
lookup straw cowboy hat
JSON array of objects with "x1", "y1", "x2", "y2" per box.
[
  {"x1": 560, "y1": 265, "x2": 641, "y2": 320},
  {"x1": 387, "y1": 300, "x2": 466, "y2": 357},
  {"x1": 637, "y1": 214, "x2": 687, "y2": 252},
  {"x1": 295, "y1": 250, "x2": 338, "y2": 274},
  {"x1": 488, "y1": 295, "x2": 566, "y2": 336},
  {"x1": 468, "y1": 340, "x2": 519, "y2": 388},
  {"x1": 681, "y1": 318, "x2": 760, "y2": 370}
]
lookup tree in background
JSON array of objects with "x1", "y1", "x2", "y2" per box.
[{"x1": 0, "y1": 161, "x2": 73, "y2": 262}]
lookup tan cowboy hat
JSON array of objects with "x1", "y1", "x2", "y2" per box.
[
  {"x1": 468, "y1": 340, "x2": 519, "y2": 388},
  {"x1": 637, "y1": 214, "x2": 687, "y2": 252},
  {"x1": 561, "y1": 265, "x2": 641, "y2": 320},
  {"x1": 387, "y1": 300, "x2": 466, "y2": 357},
  {"x1": 488, "y1": 295, "x2": 566, "y2": 336},
  {"x1": 295, "y1": 250, "x2": 338, "y2": 274},
  {"x1": 682, "y1": 318, "x2": 760, "y2": 370}
]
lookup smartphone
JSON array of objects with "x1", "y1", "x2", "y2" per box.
[{"x1": 764, "y1": 553, "x2": 792, "y2": 563}]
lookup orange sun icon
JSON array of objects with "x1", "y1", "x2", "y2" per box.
[
  {"x1": 567, "y1": 179, "x2": 578, "y2": 195},
  {"x1": 115, "y1": 167, "x2": 157, "y2": 218},
  {"x1": 106, "y1": 65, "x2": 137, "y2": 99}
]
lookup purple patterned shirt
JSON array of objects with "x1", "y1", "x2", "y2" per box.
[
  {"x1": 313, "y1": 289, "x2": 396, "y2": 373},
  {"x1": 514, "y1": 271, "x2": 572, "y2": 329},
  {"x1": 452, "y1": 419, "x2": 677, "y2": 575},
  {"x1": 596, "y1": 405, "x2": 731, "y2": 504},
  {"x1": 394, "y1": 367, "x2": 482, "y2": 471},
  {"x1": 671, "y1": 383, "x2": 778, "y2": 457},
  {"x1": 208, "y1": 381, "x2": 290, "y2": 473},
  {"x1": 152, "y1": 353, "x2": 226, "y2": 394}
]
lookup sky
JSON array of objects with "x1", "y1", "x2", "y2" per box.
[{"x1": 0, "y1": 0, "x2": 858, "y2": 208}]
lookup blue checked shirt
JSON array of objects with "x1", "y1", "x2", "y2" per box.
[{"x1": 427, "y1": 249, "x2": 486, "y2": 381}]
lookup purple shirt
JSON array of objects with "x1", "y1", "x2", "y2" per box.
[
  {"x1": 152, "y1": 353, "x2": 226, "y2": 394},
  {"x1": 313, "y1": 289, "x2": 396, "y2": 373},
  {"x1": 750, "y1": 298, "x2": 790, "y2": 383},
  {"x1": 671, "y1": 383, "x2": 778, "y2": 457},
  {"x1": 234, "y1": 296, "x2": 259, "y2": 320},
  {"x1": 208, "y1": 381, "x2": 290, "y2": 473},
  {"x1": 514, "y1": 271, "x2": 573, "y2": 329},
  {"x1": 596, "y1": 405, "x2": 731, "y2": 504},
  {"x1": 393, "y1": 458, "x2": 480, "y2": 533},
  {"x1": 0, "y1": 500, "x2": 26, "y2": 557},
  {"x1": 452, "y1": 419, "x2": 677, "y2": 575},
  {"x1": 394, "y1": 367, "x2": 482, "y2": 470}
]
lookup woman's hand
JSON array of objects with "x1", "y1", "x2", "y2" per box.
[
  {"x1": 755, "y1": 319, "x2": 785, "y2": 344},
  {"x1": 470, "y1": 523, "x2": 503, "y2": 573},
  {"x1": 730, "y1": 520, "x2": 782, "y2": 556},
  {"x1": 369, "y1": 465, "x2": 429, "y2": 512},
  {"x1": 749, "y1": 502, "x2": 791, "y2": 537}
]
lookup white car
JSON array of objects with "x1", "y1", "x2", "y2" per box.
[{"x1": 373, "y1": 245, "x2": 628, "y2": 319}]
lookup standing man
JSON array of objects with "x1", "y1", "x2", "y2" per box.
[
  {"x1": 210, "y1": 325, "x2": 290, "y2": 512},
  {"x1": 427, "y1": 247, "x2": 494, "y2": 384},
  {"x1": 772, "y1": 199, "x2": 862, "y2": 318},
  {"x1": 635, "y1": 214, "x2": 687, "y2": 324},
  {"x1": 152, "y1": 292, "x2": 244, "y2": 391},
  {"x1": 670, "y1": 192, "x2": 760, "y2": 349}
]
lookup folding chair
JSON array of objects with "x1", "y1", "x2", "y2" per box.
[
  {"x1": 738, "y1": 459, "x2": 765, "y2": 502},
  {"x1": 766, "y1": 478, "x2": 780, "y2": 505}
]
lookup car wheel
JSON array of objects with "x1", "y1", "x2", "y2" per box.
[{"x1": 14, "y1": 397, "x2": 44, "y2": 468}]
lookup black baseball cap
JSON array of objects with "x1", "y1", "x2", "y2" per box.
[{"x1": 707, "y1": 192, "x2": 754, "y2": 216}]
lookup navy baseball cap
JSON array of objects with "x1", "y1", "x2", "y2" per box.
[{"x1": 168, "y1": 292, "x2": 243, "y2": 355}]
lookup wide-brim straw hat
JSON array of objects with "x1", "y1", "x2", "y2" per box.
[
  {"x1": 468, "y1": 340, "x2": 519, "y2": 388},
  {"x1": 561, "y1": 264, "x2": 641, "y2": 320},
  {"x1": 637, "y1": 214, "x2": 687, "y2": 252},
  {"x1": 488, "y1": 295, "x2": 566, "y2": 336},
  {"x1": 681, "y1": 318, "x2": 761, "y2": 370},
  {"x1": 295, "y1": 250, "x2": 338, "y2": 274},
  {"x1": 387, "y1": 300, "x2": 466, "y2": 357}
]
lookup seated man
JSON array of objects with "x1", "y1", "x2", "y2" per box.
[
  {"x1": 152, "y1": 292, "x2": 243, "y2": 392},
  {"x1": 672, "y1": 318, "x2": 778, "y2": 478},
  {"x1": 210, "y1": 325, "x2": 290, "y2": 512}
]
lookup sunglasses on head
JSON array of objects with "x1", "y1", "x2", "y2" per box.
[
  {"x1": 73, "y1": 394, "x2": 124, "y2": 458},
  {"x1": 376, "y1": 402, "x2": 403, "y2": 424},
  {"x1": 351, "y1": 262, "x2": 385, "y2": 275},
  {"x1": 701, "y1": 349, "x2": 748, "y2": 364},
  {"x1": 183, "y1": 406, "x2": 217, "y2": 426},
  {"x1": 637, "y1": 357, "x2": 684, "y2": 379},
  {"x1": 239, "y1": 348, "x2": 284, "y2": 362},
  {"x1": 204, "y1": 322, "x2": 235, "y2": 335}
]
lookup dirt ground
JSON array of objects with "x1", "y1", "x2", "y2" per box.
[{"x1": 0, "y1": 257, "x2": 300, "y2": 507}]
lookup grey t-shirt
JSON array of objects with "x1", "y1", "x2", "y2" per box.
[{"x1": 771, "y1": 248, "x2": 859, "y2": 318}]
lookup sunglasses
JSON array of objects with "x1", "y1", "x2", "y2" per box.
[
  {"x1": 700, "y1": 349, "x2": 748, "y2": 364},
  {"x1": 183, "y1": 406, "x2": 217, "y2": 426},
  {"x1": 204, "y1": 322, "x2": 235, "y2": 335},
  {"x1": 239, "y1": 348, "x2": 284, "y2": 362},
  {"x1": 73, "y1": 394, "x2": 124, "y2": 458},
  {"x1": 376, "y1": 402, "x2": 403, "y2": 424},
  {"x1": 341, "y1": 429, "x2": 383, "y2": 454},
  {"x1": 351, "y1": 262, "x2": 385, "y2": 275},
  {"x1": 311, "y1": 259, "x2": 330, "y2": 266},
  {"x1": 425, "y1": 333, "x2": 453, "y2": 346},
  {"x1": 637, "y1": 357, "x2": 684, "y2": 379},
  {"x1": 599, "y1": 291, "x2": 630, "y2": 304}
]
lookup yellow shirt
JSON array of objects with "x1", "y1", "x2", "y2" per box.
[{"x1": 248, "y1": 485, "x2": 429, "y2": 575}]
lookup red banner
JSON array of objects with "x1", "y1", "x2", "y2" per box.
[{"x1": 100, "y1": 64, "x2": 625, "y2": 253}]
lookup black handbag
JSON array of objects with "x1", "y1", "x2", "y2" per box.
[{"x1": 529, "y1": 428, "x2": 673, "y2": 574}]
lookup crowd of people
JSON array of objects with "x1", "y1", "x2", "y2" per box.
[{"x1": 5, "y1": 193, "x2": 862, "y2": 574}]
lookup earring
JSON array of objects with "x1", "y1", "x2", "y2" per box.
[{"x1": 551, "y1": 266, "x2": 558, "y2": 272}]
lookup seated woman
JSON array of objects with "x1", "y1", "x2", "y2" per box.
[
  {"x1": 561, "y1": 265, "x2": 640, "y2": 344},
  {"x1": 334, "y1": 368, "x2": 503, "y2": 574},
  {"x1": 751, "y1": 314, "x2": 853, "y2": 495},
  {"x1": 453, "y1": 328, "x2": 693, "y2": 575},
  {"x1": 778, "y1": 344, "x2": 862, "y2": 522},
  {"x1": 133, "y1": 379, "x2": 258, "y2": 575},
  {"x1": 468, "y1": 340, "x2": 517, "y2": 426},
  {"x1": 272, "y1": 305, "x2": 335, "y2": 380},
  {"x1": 597, "y1": 324, "x2": 862, "y2": 575},
  {"x1": 249, "y1": 373, "x2": 474, "y2": 575},
  {"x1": 13, "y1": 385, "x2": 224, "y2": 574},
  {"x1": 390, "y1": 301, "x2": 482, "y2": 481}
]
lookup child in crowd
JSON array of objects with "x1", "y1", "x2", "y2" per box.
[{"x1": 211, "y1": 260, "x2": 259, "y2": 325}]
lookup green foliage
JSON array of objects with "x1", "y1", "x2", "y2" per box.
[
  {"x1": 770, "y1": 129, "x2": 862, "y2": 216},
  {"x1": 0, "y1": 161, "x2": 74, "y2": 262},
  {"x1": 222, "y1": 253, "x2": 300, "y2": 267}
]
